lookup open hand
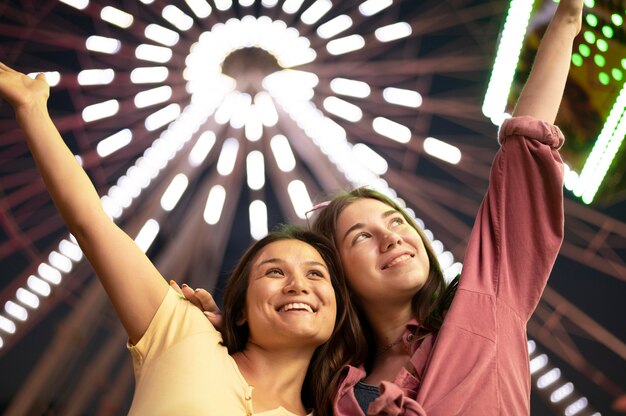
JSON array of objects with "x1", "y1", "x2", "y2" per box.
[
  {"x1": 0, "y1": 62, "x2": 50, "y2": 111},
  {"x1": 170, "y1": 281, "x2": 223, "y2": 330}
]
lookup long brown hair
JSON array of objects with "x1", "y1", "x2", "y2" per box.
[
  {"x1": 220, "y1": 226, "x2": 364, "y2": 416},
  {"x1": 312, "y1": 188, "x2": 458, "y2": 367}
]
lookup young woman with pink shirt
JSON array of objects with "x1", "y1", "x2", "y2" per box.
[{"x1": 187, "y1": 0, "x2": 583, "y2": 414}]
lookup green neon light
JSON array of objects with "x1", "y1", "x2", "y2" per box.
[
  {"x1": 597, "y1": 38, "x2": 608, "y2": 52},
  {"x1": 572, "y1": 53, "x2": 583, "y2": 67},
  {"x1": 586, "y1": 14, "x2": 598, "y2": 27},
  {"x1": 594, "y1": 54, "x2": 606, "y2": 67},
  {"x1": 579, "y1": 43, "x2": 591, "y2": 57},
  {"x1": 612, "y1": 68, "x2": 623, "y2": 81},
  {"x1": 602, "y1": 25, "x2": 614, "y2": 38},
  {"x1": 599, "y1": 72, "x2": 610, "y2": 85},
  {"x1": 611, "y1": 14, "x2": 623, "y2": 26},
  {"x1": 584, "y1": 30, "x2": 595, "y2": 43}
]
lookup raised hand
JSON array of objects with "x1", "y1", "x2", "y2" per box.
[
  {"x1": 170, "y1": 281, "x2": 224, "y2": 329},
  {"x1": 0, "y1": 62, "x2": 49, "y2": 111}
]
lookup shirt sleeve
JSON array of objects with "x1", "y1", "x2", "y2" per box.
[
  {"x1": 460, "y1": 115, "x2": 565, "y2": 320},
  {"x1": 127, "y1": 287, "x2": 221, "y2": 368}
]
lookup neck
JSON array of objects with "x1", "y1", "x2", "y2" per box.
[
  {"x1": 361, "y1": 298, "x2": 414, "y2": 352},
  {"x1": 233, "y1": 343, "x2": 315, "y2": 412}
]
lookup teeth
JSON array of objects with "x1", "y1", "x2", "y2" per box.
[
  {"x1": 279, "y1": 303, "x2": 314, "y2": 313},
  {"x1": 384, "y1": 254, "x2": 412, "y2": 269}
]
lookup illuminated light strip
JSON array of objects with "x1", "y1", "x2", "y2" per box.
[
  {"x1": 249, "y1": 200, "x2": 268, "y2": 240},
  {"x1": 482, "y1": 0, "x2": 535, "y2": 124},
  {"x1": 575, "y1": 81, "x2": 626, "y2": 203},
  {"x1": 28, "y1": 72, "x2": 61, "y2": 87},
  {"x1": 301, "y1": 0, "x2": 332, "y2": 25},
  {"x1": 145, "y1": 24, "x2": 180, "y2": 47},
  {"x1": 100, "y1": 6, "x2": 134, "y2": 28},
  {"x1": 58, "y1": 0, "x2": 88, "y2": 10},
  {"x1": 185, "y1": 0, "x2": 212, "y2": 18}
]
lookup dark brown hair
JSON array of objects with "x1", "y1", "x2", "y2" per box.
[
  {"x1": 220, "y1": 225, "x2": 364, "y2": 416},
  {"x1": 311, "y1": 188, "x2": 458, "y2": 367}
]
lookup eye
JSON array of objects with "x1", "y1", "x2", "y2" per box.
[
  {"x1": 265, "y1": 268, "x2": 284, "y2": 277},
  {"x1": 307, "y1": 269, "x2": 326, "y2": 279},
  {"x1": 352, "y1": 231, "x2": 370, "y2": 245},
  {"x1": 390, "y1": 216, "x2": 404, "y2": 227}
]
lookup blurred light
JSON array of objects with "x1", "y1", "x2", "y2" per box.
[
  {"x1": 246, "y1": 151, "x2": 265, "y2": 190},
  {"x1": 189, "y1": 131, "x2": 216, "y2": 166},
  {"x1": 185, "y1": 0, "x2": 212, "y2": 18},
  {"x1": 77, "y1": 68, "x2": 115, "y2": 85},
  {"x1": 134, "y1": 86, "x2": 173, "y2": 108},
  {"x1": 537, "y1": 368, "x2": 561, "y2": 389},
  {"x1": 317, "y1": 15, "x2": 352, "y2": 39},
  {"x1": 0, "y1": 316, "x2": 16, "y2": 334},
  {"x1": 245, "y1": 106, "x2": 263, "y2": 141},
  {"x1": 323, "y1": 97, "x2": 363, "y2": 122},
  {"x1": 353, "y1": 143, "x2": 388, "y2": 174},
  {"x1": 27, "y1": 275, "x2": 51, "y2": 297},
  {"x1": 204, "y1": 185, "x2": 227, "y2": 224},
  {"x1": 215, "y1": 92, "x2": 241, "y2": 125},
  {"x1": 161, "y1": 173, "x2": 189, "y2": 211},
  {"x1": 217, "y1": 138, "x2": 240, "y2": 175},
  {"x1": 270, "y1": 134, "x2": 296, "y2": 172},
  {"x1": 550, "y1": 382, "x2": 574, "y2": 403},
  {"x1": 565, "y1": 398, "x2": 588, "y2": 416},
  {"x1": 359, "y1": 0, "x2": 392, "y2": 16},
  {"x1": 283, "y1": 0, "x2": 305, "y2": 14},
  {"x1": 100, "y1": 6, "x2": 134, "y2": 28},
  {"x1": 97, "y1": 129, "x2": 132, "y2": 157},
  {"x1": 162, "y1": 5, "x2": 194, "y2": 31},
  {"x1": 145, "y1": 24, "x2": 180, "y2": 46},
  {"x1": 4, "y1": 302, "x2": 27, "y2": 322},
  {"x1": 145, "y1": 103, "x2": 181, "y2": 131},
  {"x1": 262, "y1": 0, "x2": 278, "y2": 6},
  {"x1": 27, "y1": 72, "x2": 60, "y2": 88},
  {"x1": 330, "y1": 78, "x2": 371, "y2": 98},
  {"x1": 38, "y1": 263, "x2": 62, "y2": 285},
  {"x1": 301, "y1": 0, "x2": 332, "y2": 24},
  {"x1": 424, "y1": 137, "x2": 461, "y2": 165},
  {"x1": 86, "y1": 36, "x2": 121, "y2": 54},
  {"x1": 529, "y1": 354, "x2": 548, "y2": 374},
  {"x1": 49, "y1": 251, "x2": 72, "y2": 273},
  {"x1": 229, "y1": 93, "x2": 252, "y2": 129},
  {"x1": 135, "y1": 219, "x2": 160, "y2": 253},
  {"x1": 249, "y1": 200, "x2": 268, "y2": 240},
  {"x1": 383, "y1": 87, "x2": 422, "y2": 107},
  {"x1": 240, "y1": 0, "x2": 254, "y2": 6},
  {"x1": 16, "y1": 288, "x2": 39, "y2": 309},
  {"x1": 135, "y1": 44, "x2": 173, "y2": 63},
  {"x1": 263, "y1": 70, "x2": 318, "y2": 101},
  {"x1": 327, "y1": 34, "x2": 365, "y2": 55},
  {"x1": 59, "y1": 0, "x2": 88, "y2": 10},
  {"x1": 527, "y1": 339, "x2": 536, "y2": 354},
  {"x1": 482, "y1": 0, "x2": 533, "y2": 123},
  {"x1": 214, "y1": 0, "x2": 233, "y2": 11},
  {"x1": 373, "y1": 117, "x2": 411, "y2": 143},
  {"x1": 576, "y1": 83, "x2": 626, "y2": 202},
  {"x1": 131, "y1": 66, "x2": 169, "y2": 83},
  {"x1": 375, "y1": 22, "x2": 412, "y2": 42},
  {"x1": 287, "y1": 180, "x2": 313, "y2": 219},
  {"x1": 82, "y1": 99, "x2": 119, "y2": 122},
  {"x1": 254, "y1": 92, "x2": 279, "y2": 126}
]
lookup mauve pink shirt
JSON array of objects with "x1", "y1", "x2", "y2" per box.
[{"x1": 334, "y1": 116, "x2": 565, "y2": 415}]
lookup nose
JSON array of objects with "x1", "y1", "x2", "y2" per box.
[
  {"x1": 380, "y1": 231, "x2": 402, "y2": 252},
  {"x1": 283, "y1": 273, "x2": 310, "y2": 294}
]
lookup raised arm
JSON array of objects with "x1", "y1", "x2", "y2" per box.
[
  {"x1": 0, "y1": 63, "x2": 168, "y2": 344},
  {"x1": 513, "y1": 0, "x2": 583, "y2": 122}
]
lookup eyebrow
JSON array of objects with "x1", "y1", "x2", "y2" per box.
[
  {"x1": 257, "y1": 258, "x2": 329, "y2": 271},
  {"x1": 341, "y1": 209, "x2": 398, "y2": 243}
]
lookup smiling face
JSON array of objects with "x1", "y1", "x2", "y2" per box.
[
  {"x1": 335, "y1": 198, "x2": 430, "y2": 307},
  {"x1": 243, "y1": 239, "x2": 337, "y2": 350}
]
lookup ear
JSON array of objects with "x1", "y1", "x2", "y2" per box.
[{"x1": 236, "y1": 308, "x2": 247, "y2": 326}]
